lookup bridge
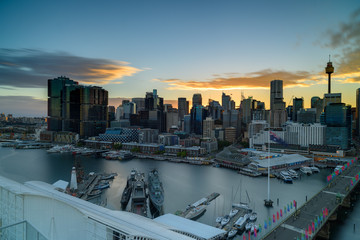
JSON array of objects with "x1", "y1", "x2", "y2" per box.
[{"x1": 263, "y1": 159, "x2": 360, "y2": 240}]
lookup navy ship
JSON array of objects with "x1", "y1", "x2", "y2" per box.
[
  {"x1": 130, "y1": 172, "x2": 148, "y2": 217},
  {"x1": 120, "y1": 169, "x2": 137, "y2": 210},
  {"x1": 148, "y1": 169, "x2": 164, "y2": 215}
]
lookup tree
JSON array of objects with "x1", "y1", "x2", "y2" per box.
[
  {"x1": 217, "y1": 140, "x2": 231, "y2": 151},
  {"x1": 113, "y1": 143, "x2": 122, "y2": 150},
  {"x1": 177, "y1": 151, "x2": 187, "y2": 158}
]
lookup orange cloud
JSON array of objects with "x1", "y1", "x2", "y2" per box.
[{"x1": 162, "y1": 69, "x2": 315, "y2": 91}]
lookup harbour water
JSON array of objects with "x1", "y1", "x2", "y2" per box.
[{"x1": 0, "y1": 147, "x2": 358, "y2": 239}]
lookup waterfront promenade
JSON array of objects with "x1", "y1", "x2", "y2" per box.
[{"x1": 263, "y1": 160, "x2": 360, "y2": 240}]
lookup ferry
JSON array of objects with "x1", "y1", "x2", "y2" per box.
[
  {"x1": 280, "y1": 171, "x2": 293, "y2": 183},
  {"x1": 238, "y1": 168, "x2": 262, "y2": 177}
]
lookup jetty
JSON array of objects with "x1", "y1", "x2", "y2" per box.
[{"x1": 176, "y1": 192, "x2": 220, "y2": 219}]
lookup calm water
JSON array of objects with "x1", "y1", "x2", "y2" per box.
[{"x1": 0, "y1": 147, "x2": 358, "y2": 239}]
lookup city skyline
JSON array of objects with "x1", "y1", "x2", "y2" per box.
[{"x1": 0, "y1": 0, "x2": 359, "y2": 116}]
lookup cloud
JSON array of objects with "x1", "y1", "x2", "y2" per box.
[
  {"x1": 0, "y1": 49, "x2": 141, "y2": 88},
  {"x1": 323, "y1": 8, "x2": 360, "y2": 83},
  {"x1": 325, "y1": 8, "x2": 360, "y2": 48},
  {"x1": 0, "y1": 96, "x2": 46, "y2": 117},
  {"x1": 160, "y1": 69, "x2": 315, "y2": 91}
]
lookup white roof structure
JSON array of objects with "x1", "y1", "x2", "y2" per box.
[
  {"x1": 154, "y1": 214, "x2": 226, "y2": 240},
  {"x1": 0, "y1": 175, "x2": 194, "y2": 240},
  {"x1": 252, "y1": 153, "x2": 310, "y2": 168},
  {"x1": 191, "y1": 197, "x2": 207, "y2": 207},
  {"x1": 52, "y1": 179, "x2": 69, "y2": 191}
]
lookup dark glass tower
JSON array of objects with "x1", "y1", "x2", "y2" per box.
[{"x1": 47, "y1": 76, "x2": 108, "y2": 138}]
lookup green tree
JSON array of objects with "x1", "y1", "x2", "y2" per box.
[
  {"x1": 217, "y1": 140, "x2": 231, "y2": 151},
  {"x1": 113, "y1": 143, "x2": 122, "y2": 150}
]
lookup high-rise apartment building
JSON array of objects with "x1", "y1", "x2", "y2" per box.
[
  {"x1": 202, "y1": 117, "x2": 215, "y2": 138},
  {"x1": 48, "y1": 76, "x2": 108, "y2": 138}
]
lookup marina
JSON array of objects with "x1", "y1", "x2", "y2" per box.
[{"x1": 0, "y1": 147, "x2": 357, "y2": 239}]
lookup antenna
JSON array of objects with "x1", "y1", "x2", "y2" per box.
[{"x1": 329, "y1": 54, "x2": 331, "y2": 62}]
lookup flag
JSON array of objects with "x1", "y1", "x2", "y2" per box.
[
  {"x1": 294, "y1": 200, "x2": 297, "y2": 208},
  {"x1": 284, "y1": 206, "x2": 286, "y2": 213},
  {"x1": 259, "y1": 224, "x2": 262, "y2": 233},
  {"x1": 273, "y1": 214, "x2": 276, "y2": 223},
  {"x1": 280, "y1": 209, "x2": 283, "y2": 217},
  {"x1": 309, "y1": 225, "x2": 312, "y2": 235},
  {"x1": 243, "y1": 234, "x2": 246, "y2": 240},
  {"x1": 264, "y1": 220, "x2": 267, "y2": 229},
  {"x1": 291, "y1": 202, "x2": 293, "y2": 209},
  {"x1": 254, "y1": 227, "x2": 257, "y2": 237},
  {"x1": 270, "y1": 131, "x2": 288, "y2": 146},
  {"x1": 287, "y1": 204, "x2": 290, "y2": 212},
  {"x1": 248, "y1": 230, "x2": 251, "y2": 240},
  {"x1": 277, "y1": 211, "x2": 279, "y2": 220}
]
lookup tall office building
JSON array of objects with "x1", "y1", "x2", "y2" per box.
[
  {"x1": 178, "y1": 97, "x2": 189, "y2": 121},
  {"x1": 48, "y1": 76, "x2": 108, "y2": 138},
  {"x1": 190, "y1": 105, "x2": 206, "y2": 135},
  {"x1": 240, "y1": 97, "x2": 252, "y2": 124},
  {"x1": 292, "y1": 97, "x2": 304, "y2": 122},
  {"x1": 192, "y1": 93, "x2": 202, "y2": 107},
  {"x1": 324, "y1": 103, "x2": 352, "y2": 149},
  {"x1": 270, "y1": 80, "x2": 287, "y2": 127},
  {"x1": 357, "y1": 89, "x2": 360, "y2": 136},
  {"x1": 323, "y1": 93, "x2": 341, "y2": 109},
  {"x1": 222, "y1": 92, "x2": 231, "y2": 111},
  {"x1": 311, "y1": 96, "x2": 324, "y2": 123},
  {"x1": 208, "y1": 100, "x2": 222, "y2": 120},
  {"x1": 132, "y1": 98, "x2": 145, "y2": 113}
]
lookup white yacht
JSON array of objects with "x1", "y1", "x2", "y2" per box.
[
  {"x1": 221, "y1": 215, "x2": 230, "y2": 226},
  {"x1": 288, "y1": 169, "x2": 299, "y2": 178},
  {"x1": 310, "y1": 166, "x2": 320, "y2": 173},
  {"x1": 227, "y1": 228, "x2": 237, "y2": 238},
  {"x1": 300, "y1": 167, "x2": 312, "y2": 175},
  {"x1": 229, "y1": 208, "x2": 238, "y2": 218},
  {"x1": 249, "y1": 212, "x2": 257, "y2": 222}
]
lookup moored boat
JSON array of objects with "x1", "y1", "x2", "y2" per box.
[
  {"x1": 184, "y1": 205, "x2": 206, "y2": 220},
  {"x1": 300, "y1": 167, "x2": 312, "y2": 175},
  {"x1": 227, "y1": 228, "x2": 237, "y2": 238},
  {"x1": 88, "y1": 189, "x2": 102, "y2": 196},
  {"x1": 288, "y1": 169, "x2": 299, "y2": 178},
  {"x1": 249, "y1": 212, "x2": 257, "y2": 222},
  {"x1": 215, "y1": 216, "x2": 222, "y2": 223},
  {"x1": 229, "y1": 208, "x2": 239, "y2": 218},
  {"x1": 221, "y1": 215, "x2": 230, "y2": 226},
  {"x1": 238, "y1": 168, "x2": 262, "y2": 177},
  {"x1": 310, "y1": 166, "x2": 320, "y2": 173},
  {"x1": 148, "y1": 169, "x2": 164, "y2": 213}
]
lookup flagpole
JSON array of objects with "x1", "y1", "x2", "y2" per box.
[{"x1": 265, "y1": 128, "x2": 273, "y2": 207}]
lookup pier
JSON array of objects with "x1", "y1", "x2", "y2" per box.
[
  {"x1": 263, "y1": 160, "x2": 360, "y2": 240},
  {"x1": 176, "y1": 192, "x2": 220, "y2": 218}
]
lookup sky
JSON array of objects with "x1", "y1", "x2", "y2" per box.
[{"x1": 0, "y1": 0, "x2": 359, "y2": 117}]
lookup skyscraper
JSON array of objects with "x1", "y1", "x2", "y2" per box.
[
  {"x1": 192, "y1": 93, "x2": 202, "y2": 107},
  {"x1": 178, "y1": 97, "x2": 189, "y2": 121},
  {"x1": 222, "y1": 92, "x2": 231, "y2": 111},
  {"x1": 324, "y1": 103, "x2": 352, "y2": 149},
  {"x1": 47, "y1": 76, "x2": 108, "y2": 138},
  {"x1": 270, "y1": 80, "x2": 287, "y2": 127},
  {"x1": 292, "y1": 97, "x2": 304, "y2": 122}
]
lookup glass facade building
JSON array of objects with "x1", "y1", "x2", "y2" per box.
[
  {"x1": 48, "y1": 76, "x2": 108, "y2": 138},
  {"x1": 324, "y1": 103, "x2": 352, "y2": 149}
]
